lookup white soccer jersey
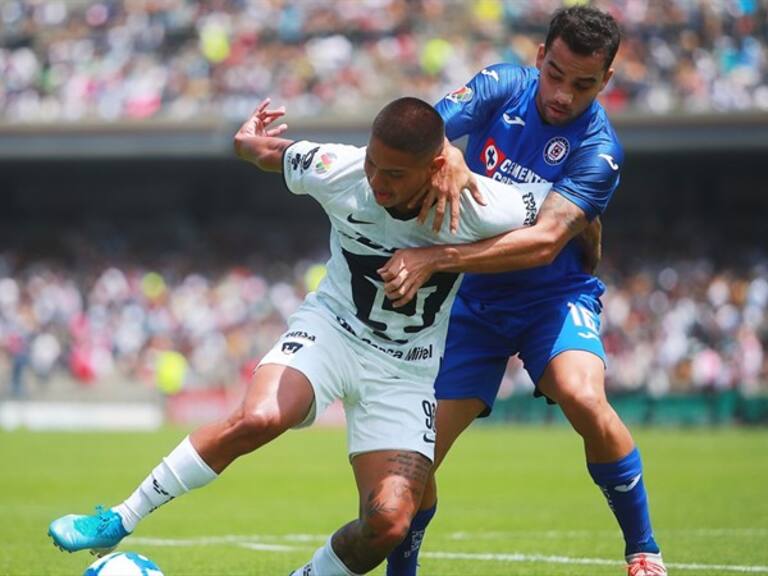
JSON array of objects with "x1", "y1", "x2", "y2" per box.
[{"x1": 282, "y1": 139, "x2": 550, "y2": 375}]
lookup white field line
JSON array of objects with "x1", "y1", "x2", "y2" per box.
[
  {"x1": 126, "y1": 534, "x2": 768, "y2": 573},
  {"x1": 424, "y1": 551, "x2": 768, "y2": 573},
  {"x1": 448, "y1": 528, "x2": 768, "y2": 540}
]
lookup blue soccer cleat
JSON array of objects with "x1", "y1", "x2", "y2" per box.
[{"x1": 48, "y1": 505, "x2": 130, "y2": 556}]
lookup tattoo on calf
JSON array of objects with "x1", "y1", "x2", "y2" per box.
[{"x1": 329, "y1": 451, "x2": 433, "y2": 573}]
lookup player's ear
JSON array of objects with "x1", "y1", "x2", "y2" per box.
[
  {"x1": 535, "y1": 43, "x2": 546, "y2": 69},
  {"x1": 599, "y1": 66, "x2": 614, "y2": 92}
]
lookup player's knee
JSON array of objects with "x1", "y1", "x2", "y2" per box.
[
  {"x1": 555, "y1": 374, "x2": 608, "y2": 421},
  {"x1": 361, "y1": 494, "x2": 414, "y2": 550},
  {"x1": 363, "y1": 509, "x2": 412, "y2": 551},
  {"x1": 233, "y1": 406, "x2": 285, "y2": 444}
]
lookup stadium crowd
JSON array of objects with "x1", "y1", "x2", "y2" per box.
[
  {"x1": 1, "y1": 246, "x2": 767, "y2": 399},
  {"x1": 1, "y1": 0, "x2": 768, "y2": 124}
]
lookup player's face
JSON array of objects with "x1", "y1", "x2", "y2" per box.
[
  {"x1": 535, "y1": 37, "x2": 613, "y2": 125},
  {"x1": 364, "y1": 137, "x2": 444, "y2": 212}
]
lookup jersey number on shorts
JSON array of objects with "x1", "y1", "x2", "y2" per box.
[
  {"x1": 342, "y1": 249, "x2": 460, "y2": 343},
  {"x1": 567, "y1": 302, "x2": 600, "y2": 340},
  {"x1": 422, "y1": 400, "x2": 437, "y2": 432}
]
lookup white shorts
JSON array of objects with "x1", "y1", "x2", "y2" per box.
[{"x1": 258, "y1": 299, "x2": 437, "y2": 461}]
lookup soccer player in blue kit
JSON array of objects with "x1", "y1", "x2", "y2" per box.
[{"x1": 381, "y1": 7, "x2": 666, "y2": 576}]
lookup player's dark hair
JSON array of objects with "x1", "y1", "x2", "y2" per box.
[
  {"x1": 545, "y1": 7, "x2": 621, "y2": 70},
  {"x1": 371, "y1": 97, "x2": 445, "y2": 159}
]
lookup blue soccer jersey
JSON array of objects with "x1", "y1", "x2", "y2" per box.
[{"x1": 435, "y1": 63, "x2": 624, "y2": 302}]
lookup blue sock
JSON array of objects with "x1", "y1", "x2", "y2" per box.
[
  {"x1": 386, "y1": 503, "x2": 436, "y2": 576},
  {"x1": 587, "y1": 447, "x2": 660, "y2": 557}
]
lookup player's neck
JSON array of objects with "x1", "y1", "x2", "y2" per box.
[{"x1": 385, "y1": 205, "x2": 420, "y2": 221}]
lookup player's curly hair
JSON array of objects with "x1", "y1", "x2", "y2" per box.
[
  {"x1": 371, "y1": 97, "x2": 445, "y2": 159},
  {"x1": 545, "y1": 6, "x2": 621, "y2": 71}
]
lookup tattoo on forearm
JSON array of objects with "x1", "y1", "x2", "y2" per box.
[{"x1": 540, "y1": 192, "x2": 587, "y2": 237}]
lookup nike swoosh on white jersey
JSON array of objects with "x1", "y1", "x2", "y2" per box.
[
  {"x1": 614, "y1": 473, "x2": 642, "y2": 493},
  {"x1": 599, "y1": 153, "x2": 619, "y2": 171},
  {"x1": 481, "y1": 68, "x2": 499, "y2": 82},
  {"x1": 503, "y1": 113, "x2": 526, "y2": 126}
]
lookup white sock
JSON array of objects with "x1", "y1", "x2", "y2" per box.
[
  {"x1": 290, "y1": 538, "x2": 361, "y2": 576},
  {"x1": 113, "y1": 436, "x2": 217, "y2": 532}
]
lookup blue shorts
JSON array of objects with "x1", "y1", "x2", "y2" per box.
[{"x1": 435, "y1": 290, "x2": 605, "y2": 415}]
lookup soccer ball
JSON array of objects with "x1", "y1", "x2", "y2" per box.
[{"x1": 83, "y1": 551, "x2": 164, "y2": 576}]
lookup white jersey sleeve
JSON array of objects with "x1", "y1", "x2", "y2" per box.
[
  {"x1": 447, "y1": 177, "x2": 552, "y2": 243},
  {"x1": 283, "y1": 140, "x2": 365, "y2": 206}
]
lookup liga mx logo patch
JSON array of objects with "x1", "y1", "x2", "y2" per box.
[
  {"x1": 446, "y1": 85, "x2": 473, "y2": 104},
  {"x1": 314, "y1": 152, "x2": 337, "y2": 174},
  {"x1": 543, "y1": 136, "x2": 570, "y2": 166}
]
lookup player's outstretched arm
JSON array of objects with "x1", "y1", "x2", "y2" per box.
[
  {"x1": 233, "y1": 98, "x2": 293, "y2": 172},
  {"x1": 409, "y1": 139, "x2": 486, "y2": 234},
  {"x1": 380, "y1": 191, "x2": 588, "y2": 307}
]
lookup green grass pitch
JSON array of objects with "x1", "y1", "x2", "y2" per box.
[{"x1": 1, "y1": 425, "x2": 767, "y2": 575}]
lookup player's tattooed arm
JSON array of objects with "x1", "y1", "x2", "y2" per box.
[
  {"x1": 577, "y1": 216, "x2": 602, "y2": 274},
  {"x1": 381, "y1": 190, "x2": 592, "y2": 307},
  {"x1": 233, "y1": 98, "x2": 293, "y2": 172},
  {"x1": 543, "y1": 193, "x2": 601, "y2": 273}
]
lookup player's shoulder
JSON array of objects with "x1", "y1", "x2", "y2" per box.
[
  {"x1": 474, "y1": 63, "x2": 538, "y2": 92},
  {"x1": 286, "y1": 140, "x2": 364, "y2": 170},
  {"x1": 286, "y1": 141, "x2": 365, "y2": 181},
  {"x1": 450, "y1": 178, "x2": 551, "y2": 241},
  {"x1": 579, "y1": 103, "x2": 624, "y2": 160},
  {"x1": 284, "y1": 140, "x2": 366, "y2": 198}
]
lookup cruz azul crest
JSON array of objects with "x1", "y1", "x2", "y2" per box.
[{"x1": 543, "y1": 136, "x2": 570, "y2": 166}]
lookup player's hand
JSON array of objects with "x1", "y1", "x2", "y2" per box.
[
  {"x1": 235, "y1": 97, "x2": 288, "y2": 141},
  {"x1": 378, "y1": 247, "x2": 438, "y2": 307},
  {"x1": 409, "y1": 142, "x2": 485, "y2": 234}
]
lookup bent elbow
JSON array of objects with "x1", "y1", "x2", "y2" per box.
[
  {"x1": 537, "y1": 245, "x2": 558, "y2": 267},
  {"x1": 535, "y1": 233, "x2": 563, "y2": 266}
]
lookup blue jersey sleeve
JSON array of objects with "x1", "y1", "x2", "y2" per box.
[
  {"x1": 553, "y1": 137, "x2": 623, "y2": 220},
  {"x1": 435, "y1": 64, "x2": 532, "y2": 141}
]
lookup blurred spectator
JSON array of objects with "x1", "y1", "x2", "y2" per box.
[
  {"x1": 1, "y1": 0, "x2": 767, "y2": 124},
  {"x1": 1, "y1": 235, "x2": 767, "y2": 397},
  {"x1": 498, "y1": 257, "x2": 768, "y2": 398}
]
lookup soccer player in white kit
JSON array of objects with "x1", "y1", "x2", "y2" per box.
[{"x1": 48, "y1": 97, "x2": 549, "y2": 575}]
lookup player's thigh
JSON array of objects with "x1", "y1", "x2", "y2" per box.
[
  {"x1": 435, "y1": 294, "x2": 516, "y2": 412},
  {"x1": 236, "y1": 364, "x2": 316, "y2": 430},
  {"x1": 517, "y1": 292, "x2": 607, "y2": 401},
  {"x1": 433, "y1": 398, "x2": 487, "y2": 469},
  {"x1": 258, "y1": 304, "x2": 356, "y2": 428}
]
